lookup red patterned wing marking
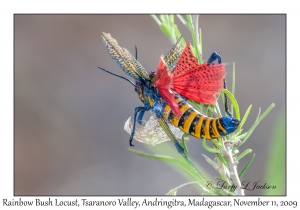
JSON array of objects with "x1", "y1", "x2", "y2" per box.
[
  {"x1": 154, "y1": 43, "x2": 226, "y2": 117},
  {"x1": 154, "y1": 57, "x2": 181, "y2": 118},
  {"x1": 172, "y1": 43, "x2": 198, "y2": 77},
  {"x1": 172, "y1": 63, "x2": 226, "y2": 104},
  {"x1": 171, "y1": 43, "x2": 226, "y2": 104}
]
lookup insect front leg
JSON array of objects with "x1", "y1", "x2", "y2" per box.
[
  {"x1": 223, "y1": 80, "x2": 232, "y2": 117},
  {"x1": 129, "y1": 106, "x2": 146, "y2": 146},
  {"x1": 207, "y1": 51, "x2": 221, "y2": 64}
]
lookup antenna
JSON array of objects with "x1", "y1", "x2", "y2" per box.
[{"x1": 97, "y1": 67, "x2": 136, "y2": 87}]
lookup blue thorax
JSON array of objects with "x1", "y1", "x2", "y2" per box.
[{"x1": 135, "y1": 80, "x2": 165, "y2": 118}]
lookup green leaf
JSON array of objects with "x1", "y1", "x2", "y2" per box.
[
  {"x1": 256, "y1": 108, "x2": 261, "y2": 122},
  {"x1": 173, "y1": 25, "x2": 186, "y2": 47},
  {"x1": 157, "y1": 118, "x2": 210, "y2": 183},
  {"x1": 186, "y1": 14, "x2": 193, "y2": 25},
  {"x1": 237, "y1": 149, "x2": 252, "y2": 161},
  {"x1": 130, "y1": 148, "x2": 223, "y2": 195},
  {"x1": 239, "y1": 153, "x2": 256, "y2": 178},
  {"x1": 160, "y1": 15, "x2": 168, "y2": 24},
  {"x1": 198, "y1": 28, "x2": 203, "y2": 64},
  {"x1": 150, "y1": 14, "x2": 161, "y2": 26},
  {"x1": 240, "y1": 104, "x2": 275, "y2": 146},
  {"x1": 216, "y1": 153, "x2": 230, "y2": 170},
  {"x1": 236, "y1": 105, "x2": 252, "y2": 134},
  {"x1": 188, "y1": 100, "x2": 202, "y2": 112},
  {"x1": 235, "y1": 133, "x2": 247, "y2": 140},
  {"x1": 144, "y1": 142, "x2": 207, "y2": 195},
  {"x1": 169, "y1": 15, "x2": 174, "y2": 24},
  {"x1": 128, "y1": 149, "x2": 176, "y2": 165},
  {"x1": 160, "y1": 23, "x2": 172, "y2": 39},
  {"x1": 129, "y1": 148, "x2": 198, "y2": 179},
  {"x1": 176, "y1": 14, "x2": 190, "y2": 30},
  {"x1": 186, "y1": 14, "x2": 201, "y2": 62},
  {"x1": 221, "y1": 89, "x2": 240, "y2": 120},
  {"x1": 180, "y1": 134, "x2": 189, "y2": 156},
  {"x1": 202, "y1": 138, "x2": 221, "y2": 154}
]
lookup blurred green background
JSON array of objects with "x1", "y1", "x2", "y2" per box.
[{"x1": 14, "y1": 15, "x2": 285, "y2": 195}]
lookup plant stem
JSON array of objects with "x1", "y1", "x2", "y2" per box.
[{"x1": 224, "y1": 140, "x2": 245, "y2": 195}]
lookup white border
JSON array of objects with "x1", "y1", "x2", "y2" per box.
[{"x1": 1, "y1": 1, "x2": 298, "y2": 209}]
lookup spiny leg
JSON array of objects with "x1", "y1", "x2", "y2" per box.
[
  {"x1": 129, "y1": 106, "x2": 146, "y2": 146},
  {"x1": 207, "y1": 51, "x2": 232, "y2": 117}
]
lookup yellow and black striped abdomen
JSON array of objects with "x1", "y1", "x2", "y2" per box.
[{"x1": 162, "y1": 95, "x2": 227, "y2": 140}]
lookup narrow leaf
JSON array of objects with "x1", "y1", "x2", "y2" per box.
[
  {"x1": 198, "y1": 28, "x2": 203, "y2": 64},
  {"x1": 158, "y1": 119, "x2": 209, "y2": 183},
  {"x1": 150, "y1": 14, "x2": 161, "y2": 26},
  {"x1": 256, "y1": 108, "x2": 261, "y2": 122},
  {"x1": 129, "y1": 148, "x2": 197, "y2": 179},
  {"x1": 237, "y1": 149, "x2": 252, "y2": 161},
  {"x1": 180, "y1": 134, "x2": 189, "y2": 156},
  {"x1": 239, "y1": 153, "x2": 256, "y2": 178},
  {"x1": 237, "y1": 105, "x2": 252, "y2": 134},
  {"x1": 173, "y1": 25, "x2": 186, "y2": 47},
  {"x1": 202, "y1": 138, "x2": 221, "y2": 154},
  {"x1": 216, "y1": 153, "x2": 230, "y2": 170},
  {"x1": 186, "y1": 14, "x2": 193, "y2": 25},
  {"x1": 240, "y1": 104, "x2": 275, "y2": 146},
  {"x1": 186, "y1": 14, "x2": 201, "y2": 62},
  {"x1": 188, "y1": 100, "x2": 202, "y2": 112},
  {"x1": 221, "y1": 89, "x2": 240, "y2": 120},
  {"x1": 160, "y1": 23, "x2": 172, "y2": 39},
  {"x1": 160, "y1": 15, "x2": 168, "y2": 24},
  {"x1": 169, "y1": 14, "x2": 174, "y2": 24},
  {"x1": 176, "y1": 15, "x2": 190, "y2": 30},
  {"x1": 129, "y1": 148, "x2": 223, "y2": 195}
]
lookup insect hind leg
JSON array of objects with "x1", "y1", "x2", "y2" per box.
[
  {"x1": 207, "y1": 51, "x2": 232, "y2": 117},
  {"x1": 137, "y1": 110, "x2": 146, "y2": 126},
  {"x1": 129, "y1": 106, "x2": 146, "y2": 146}
]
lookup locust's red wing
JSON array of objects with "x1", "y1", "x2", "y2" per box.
[
  {"x1": 154, "y1": 58, "x2": 181, "y2": 118},
  {"x1": 154, "y1": 43, "x2": 226, "y2": 118},
  {"x1": 172, "y1": 43, "x2": 226, "y2": 104}
]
